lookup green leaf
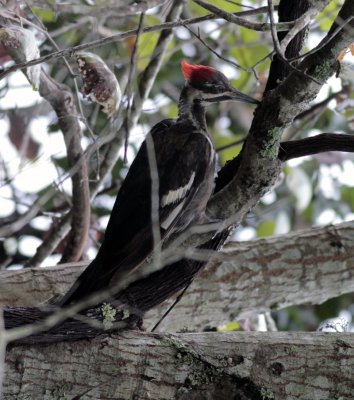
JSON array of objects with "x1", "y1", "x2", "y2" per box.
[
  {"x1": 341, "y1": 186, "x2": 354, "y2": 212},
  {"x1": 137, "y1": 32, "x2": 160, "y2": 70},
  {"x1": 257, "y1": 220, "x2": 276, "y2": 237},
  {"x1": 317, "y1": 0, "x2": 342, "y2": 32},
  {"x1": 217, "y1": 321, "x2": 241, "y2": 332},
  {"x1": 32, "y1": 7, "x2": 56, "y2": 22},
  {"x1": 53, "y1": 156, "x2": 68, "y2": 170},
  {"x1": 214, "y1": 134, "x2": 243, "y2": 165}
]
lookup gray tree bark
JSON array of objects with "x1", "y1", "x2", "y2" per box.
[
  {"x1": 3, "y1": 331, "x2": 354, "y2": 400},
  {"x1": 2, "y1": 221, "x2": 353, "y2": 331},
  {"x1": 2, "y1": 2, "x2": 354, "y2": 399}
]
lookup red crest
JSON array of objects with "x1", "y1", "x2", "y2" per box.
[{"x1": 181, "y1": 60, "x2": 217, "y2": 83}]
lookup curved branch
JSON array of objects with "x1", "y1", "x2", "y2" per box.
[
  {"x1": 35, "y1": 71, "x2": 90, "y2": 264},
  {"x1": 0, "y1": 16, "x2": 91, "y2": 264},
  {"x1": 279, "y1": 132, "x2": 354, "y2": 161},
  {"x1": 216, "y1": 132, "x2": 354, "y2": 190}
]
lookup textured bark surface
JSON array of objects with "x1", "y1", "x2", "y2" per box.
[
  {"x1": 2, "y1": 221, "x2": 354, "y2": 331},
  {"x1": 4, "y1": 331, "x2": 354, "y2": 400}
]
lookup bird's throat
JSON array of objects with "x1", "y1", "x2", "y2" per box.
[{"x1": 177, "y1": 86, "x2": 208, "y2": 132}]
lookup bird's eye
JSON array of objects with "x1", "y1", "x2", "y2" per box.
[{"x1": 203, "y1": 83, "x2": 226, "y2": 94}]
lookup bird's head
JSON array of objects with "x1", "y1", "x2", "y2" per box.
[{"x1": 181, "y1": 60, "x2": 259, "y2": 105}]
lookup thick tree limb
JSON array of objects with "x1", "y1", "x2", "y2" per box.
[
  {"x1": 208, "y1": 0, "x2": 354, "y2": 222},
  {"x1": 4, "y1": 331, "x2": 354, "y2": 400},
  {"x1": 2, "y1": 221, "x2": 354, "y2": 333},
  {"x1": 3, "y1": 1, "x2": 353, "y2": 344}
]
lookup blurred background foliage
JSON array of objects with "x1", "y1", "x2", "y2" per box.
[{"x1": 0, "y1": 0, "x2": 353, "y2": 331}]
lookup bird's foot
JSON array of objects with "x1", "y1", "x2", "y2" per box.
[{"x1": 125, "y1": 313, "x2": 145, "y2": 331}]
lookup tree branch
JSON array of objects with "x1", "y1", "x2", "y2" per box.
[
  {"x1": 40, "y1": 75, "x2": 90, "y2": 264},
  {"x1": 4, "y1": 331, "x2": 354, "y2": 399},
  {"x1": 208, "y1": 0, "x2": 354, "y2": 222},
  {"x1": 2, "y1": 221, "x2": 354, "y2": 333},
  {"x1": 26, "y1": 70, "x2": 91, "y2": 265},
  {"x1": 0, "y1": 15, "x2": 91, "y2": 265},
  {"x1": 279, "y1": 132, "x2": 354, "y2": 161},
  {"x1": 265, "y1": 0, "x2": 312, "y2": 92},
  {"x1": 193, "y1": 0, "x2": 298, "y2": 32},
  {"x1": 0, "y1": 6, "x2": 297, "y2": 82},
  {"x1": 26, "y1": 0, "x2": 169, "y2": 16},
  {"x1": 129, "y1": 0, "x2": 185, "y2": 128}
]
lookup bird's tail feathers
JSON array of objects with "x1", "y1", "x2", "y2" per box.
[{"x1": 58, "y1": 256, "x2": 106, "y2": 307}]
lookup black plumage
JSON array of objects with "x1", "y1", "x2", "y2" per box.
[{"x1": 60, "y1": 61, "x2": 258, "y2": 306}]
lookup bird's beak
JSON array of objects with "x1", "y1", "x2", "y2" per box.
[
  {"x1": 230, "y1": 89, "x2": 260, "y2": 105},
  {"x1": 205, "y1": 89, "x2": 260, "y2": 105}
]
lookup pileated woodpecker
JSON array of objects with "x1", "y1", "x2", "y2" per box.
[{"x1": 60, "y1": 60, "x2": 258, "y2": 306}]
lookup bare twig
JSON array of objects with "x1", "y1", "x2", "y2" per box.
[
  {"x1": 278, "y1": 6, "x2": 318, "y2": 56},
  {"x1": 123, "y1": 12, "x2": 145, "y2": 162},
  {"x1": 288, "y1": 15, "x2": 354, "y2": 62},
  {"x1": 24, "y1": 0, "x2": 169, "y2": 16},
  {"x1": 0, "y1": 6, "x2": 294, "y2": 82},
  {"x1": 25, "y1": 215, "x2": 71, "y2": 268},
  {"x1": 295, "y1": 88, "x2": 345, "y2": 121},
  {"x1": 183, "y1": 24, "x2": 257, "y2": 76},
  {"x1": 0, "y1": 185, "x2": 56, "y2": 237},
  {"x1": 216, "y1": 136, "x2": 246, "y2": 152},
  {"x1": 281, "y1": 88, "x2": 347, "y2": 142},
  {"x1": 151, "y1": 280, "x2": 192, "y2": 332},
  {"x1": 193, "y1": 0, "x2": 296, "y2": 32},
  {"x1": 129, "y1": 0, "x2": 184, "y2": 129},
  {"x1": 267, "y1": 0, "x2": 285, "y2": 59}
]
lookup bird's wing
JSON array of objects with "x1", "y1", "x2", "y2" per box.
[{"x1": 60, "y1": 120, "x2": 214, "y2": 305}]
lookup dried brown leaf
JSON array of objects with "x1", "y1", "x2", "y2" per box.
[{"x1": 76, "y1": 52, "x2": 121, "y2": 117}]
